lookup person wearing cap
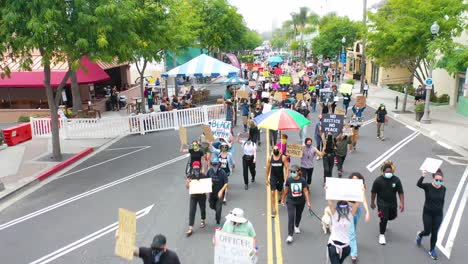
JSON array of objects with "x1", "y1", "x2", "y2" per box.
[
  {"x1": 207, "y1": 157, "x2": 228, "y2": 229},
  {"x1": 222, "y1": 208, "x2": 257, "y2": 240},
  {"x1": 185, "y1": 161, "x2": 209, "y2": 236},
  {"x1": 375, "y1": 104, "x2": 388, "y2": 141},
  {"x1": 210, "y1": 141, "x2": 235, "y2": 203},
  {"x1": 370, "y1": 161, "x2": 404, "y2": 245},
  {"x1": 115, "y1": 233, "x2": 180, "y2": 264}
]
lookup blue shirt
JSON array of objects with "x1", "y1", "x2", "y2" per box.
[{"x1": 241, "y1": 103, "x2": 249, "y2": 116}]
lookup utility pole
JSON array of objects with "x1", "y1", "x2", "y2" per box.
[{"x1": 360, "y1": 0, "x2": 367, "y2": 93}]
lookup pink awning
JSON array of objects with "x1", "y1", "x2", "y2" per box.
[{"x1": 0, "y1": 56, "x2": 110, "y2": 88}]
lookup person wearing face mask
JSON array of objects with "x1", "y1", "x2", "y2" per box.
[
  {"x1": 221, "y1": 208, "x2": 257, "y2": 252},
  {"x1": 281, "y1": 165, "x2": 311, "y2": 243},
  {"x1": 185, "y1": 161, "x2": 209, "y2": 236},
  {"x1": 117, "y1": 233, "x2": 180, "y2": 264},
  {"x1": 326, "y1": 200, "x2": 361, "y2": 264},
  {"x1": 416, "y1": 169, "x2": 446, "y2": 260},
  {"x1": 375, "y1": 103, "x2": 388, "y2": 141},
  {"x1": 180, "y1": 140, "x2": 205, "y2": 174},
  {"x1": 322, "y1": 132, "x2": 336, "y2": 183},
  {"x1": 238, "y1": 134, "x2": 257, "y2": 190},
  {"x1": 207, "y1": 157, "x2": 228, "y2": 229},
  {"x1": 210, "y1": 142, "x2": 235, "y2": 204},
  {"x1": 266, "y1": 146, "x2": 290, "y2": 218},
  {"x1": 370, "y1": 161, "x2": 404, "y2": 245},
  {"x1": 300, "y1": 138, "x2": 324, "y2": 186},
  {"x1": 335, "y1": 134, "x2": 352, "y2": 178}
]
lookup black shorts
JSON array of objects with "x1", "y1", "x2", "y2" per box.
[
  {"x1": 269, "y1": 176, "x2": 284, "y2": 191},
  {"x1": 378, "y1": 206, "x2": 398, "y2": 221}
]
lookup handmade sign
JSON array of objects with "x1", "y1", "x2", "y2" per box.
[
  {"x1": 279, "y1": 76, "x2": 291, "y2": 85},
  {"x1": 335, "y1": 107, "x2": 346, "y2": 115},
  {"x1": 214, "y1": 230, "x2": 255, "y2": 264},
  {"x1": 274, "y1": 68, "x2": 283, "y2": 75},
  {"x1": 189, "y1": 178, "x2": 213, "y2": 194},
  {"x1": 339, "y1": 83, "x2": 353, "y2": 94},
  {"x1": 296, "y1": 93, "x2": 304, "y2": 100},
  {"x1": 419, "y1": 158, "x2": 443, "y2": 174},
  {"x1": 286, "y1": 144, "x2": 303, "y2": 157},
  {"x1": 115, "y1": 208, "x2": 136, "y2": 260},
  {"x1": 202, "y1": 124, "x2": 215, "y2": 142},
  {"x1": 264, "y1": 82, "x2": 270, "y2": 90},
  {"x1": 248, "y1": 81, "x2": 257, "y2": 87},
  {"x1": 304, "y1": 93, "x2": 311, "y2": 100},
  {"x1": 210, "y1": 120, "x2": 232, "y2": 140},
  {"x1": 261, "y1": 91, "x2": 270, "y2": 98},
  {"x1": 309, "y1": 85, "x2": 316, "y2": 92},
  {"x1": 237, "y1": 90, "x2": 249, "y2": 99},
  {"x1": 320, "y1": 90, "x2": 334, "y2": 103},
  {"x1": 262, "y1": 71, "x2": 270, "y2": 77},
  {"x1": 326, "y1": 178, "x2": 364, "y2": 202},
  {"x1": 262, "y1": 103, "x2": 272, "y2": 113},
  {"x1": 343, "y1": 126, "x2": 354, "y2": 136},
  {"x1": 274, "y1": 92, "x2": 283, "y2": 102},
  {"x1": 321, "y1": 114, "x2": 344, "y2": 135},
  {"x1": 350, "y1": 117, "x2": 363, "y2": 126},
  {"x1": 179, "y1": 127, "x2": 187, "y2": 145},
  {"x1": 356, "y1": 96, "x2": 366, "y2": 108}
]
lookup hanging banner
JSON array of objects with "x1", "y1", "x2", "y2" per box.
[
  {"x1": 214, "y1": 230, "x2": 256, "y2": 264},
  {"x1": 210, "y1": 120, "x2": 232, "y2": 140}
]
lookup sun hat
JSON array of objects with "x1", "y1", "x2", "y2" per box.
[{"x1": 225, "y1": 208, "x2": 248, "y2": 223}]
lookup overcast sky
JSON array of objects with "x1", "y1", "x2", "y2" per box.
[{"x1": 228, "y1": 0, "x2": 383, "y2": 33}]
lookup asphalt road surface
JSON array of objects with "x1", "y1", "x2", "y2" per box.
[{"x1": 0, "y1": 93, "x2": 467, "y2": 264}]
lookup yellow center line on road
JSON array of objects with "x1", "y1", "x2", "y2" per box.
[
  {"x1": 274, "y1": 192, "x2": 284, "y2": 264},
  {"x1": 266, "y1": 183, "x2": 273, "y2": 264}
]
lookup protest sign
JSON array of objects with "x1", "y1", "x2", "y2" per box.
[
  {"x1": 356, "y1": 96, "x2": 366, "y2": 108},
  {"x1": 309, "y1": 85, "x2": 316, "y2": 92},
  {"x1": 274, "y1": 92, "x2": 283, "y2": 102},
  {"x1": 248, "y1": 81, "x2": 257, "y2": 87},
  {"x1": 292, "y1": 76, "x2": 300, "y2": 85},
  {"x1": 296, "y1": 93, "x2": 304, "y2": 100},
  {"x1": 326, "y1": 178, "x2": 364, "y2": 202},
  {"x1": 214, "y1": 230, "x2": 255, "y2": 264},
  {"x1": 179, "y1": 127, "x2": 187, "y2": 145},
  {"x1": 343, "y1": 126, "x2": 354, "y2": 136},
  {"x1": 303, "y1": 76, "x2": 309, "y2": 82},
  {"x1": 202, "y1": 124, "x2": 215, "y2": 142},
  {"x1": 298, "y1": 70, "x2": 305, "y2": 77},
  {"x1": 419, "y1": 158, "x2": 443, "y2": 174},
  {"x1": 115, "y1": 208, "x2": 136, "y2": 260},
  {"x1": 279, "y1": 76, "x2": 291, "y2": 85},
  {"x1": 210, "y1": 120, "x2": 232, "y2": 140},
  {"x1": 350, "y1": 117, "x2": 363, "y2": 126},
  {"x1": 262, "y1": 103, "x2": 272, "y2": 113},
  {"x1": 286, "y1": 144, "x2": 303, "y2": 157},
  {"x1": 304, "y1": 93, "x2": 311, "y2": 100},
  {"x1": 264, "y1": 82, "x2": 270, "y2": 90},
  {"x1": 335, "y1": 107, "x2": 346, "y2": 115},
  {"x1": 189, "y1": 178, "x2": 213, "y2": 194},
  {"x1": 274, "y1": 68, "x2": 283, "y2": 75},
  {"x1": 237, "y1": 132, "x2": 250, "y2": 144},
  {"x1": 237, "y1": 90, "x2": 249, "y2": 99},
  {"x1": 262, "y1": 71, "x2": 270, "y2": 77},
  {"x1": 261, "y1": 91, "x2": 270, "y2": 98},
  {"x1": 321, "y1": 114, "x2": 344, "y2": 135},
  {"x1": 320, "y1": 90, "x2": 334, "y2": 103},
  {"x1": 339, "y1": 83, "x2": 353, "y2": 94}
]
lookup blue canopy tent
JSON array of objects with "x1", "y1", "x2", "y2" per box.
[
  {"x1": 222, "y1": 76, "x2": 248, "y2": 85},
  {"x1": 162, "y1": 54, "x2": 240, "y2": 78},
  {"x1": 267, "y1": 56, "x2": 283, "y2": 66}
]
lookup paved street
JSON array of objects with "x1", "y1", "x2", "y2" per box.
[{"x1": 0, "y1": 97, "x2": 467, "y2": 264}]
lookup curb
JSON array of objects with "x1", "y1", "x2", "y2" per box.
[{"x1": 36, "y1": 148, "x2": 94, "y2": 181}]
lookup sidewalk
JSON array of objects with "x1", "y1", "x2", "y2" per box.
[{"x1": 353, "y1": 81, "x2": 468, "y2": 157}]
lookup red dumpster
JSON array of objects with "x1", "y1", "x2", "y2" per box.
[{"x1": 2, "y1": 123, "x2": 32, "y2": 146}]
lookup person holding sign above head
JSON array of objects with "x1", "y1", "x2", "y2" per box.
[
  {"x1": 370, "y1": 161, "x2": 404, "y2": 245},
  {"x1": 185, "y1": 161, "x2": 209, "y2": 237},
  {"x1": 300, "y1": 138, "x2": 324, "y2": 187},
  {"x1": 115, "y1": 233, "x2": 180, "y2": 264},
  {"x1": 281, "y1": 165, "x2": 311, "y2": 244},
  {"x1": 266, "y1": 146, "x2": 290, "y2": 218},
  {"x1": 415, "y1": 169, "x2": 446, "y2": 260}
]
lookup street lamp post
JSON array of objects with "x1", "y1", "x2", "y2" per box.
[
  {"x1": 341, "y1": 36, "x2": 346, "y2": 81},
  {"x1": 420, "y1": 22, "x2": 440, "y2": 124}
]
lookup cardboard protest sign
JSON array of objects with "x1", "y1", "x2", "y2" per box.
[
  {"x1": 296, "y1": 93, "x2": 304, "y2": 100},
  {"x1": 350, "y1": 117, "x2": 363, "y2": 126},
  {"x1": 202, "y1": 124, "x2": 215, "y2": 142},
  {"x1": 286, "y1": 144, "x2": 303, "y2": 157},
  {"x1": 326, "y1": 178, "x2": 364, "y2": 202},
  {"x1": 335, "y1": 107, "x2": 346, "y2": 115},
  {"x1": 262, "y1": 103, "x2": 272, "y2": 113},
  {"x1": 356, "y1": 96, "x2": 366, "y2": 108},
  {"x1": 320, "y1": 90, "x2": 334, "y2": 103},
  {"x1": 304, "y1": 93, "x2": 311, "y2": 100},
  {"x1": 279, "y1": 76, "x2": 291, "y2": 85},
  {"x1": 321, "y1": 114, "x2": 345, "y2": 135},
  {"x1": 189, "y1": 178, "x2": 213, "y2": 194},
  {"x1": 248, "y1": 81, "x2": 257, "y2": 87},
  {"x1": 115, "y1": 208, "x2": 136, "y2": 260},
  {"x1": 237, "y1": 90, "x2": 249, "y2": 99},
  {"x1": 179, "y1": 127, "x2": 187, "y2": 145},
  {"x1": 262, "y1": 71, "x2": 270, "y2": 77},
  {"x1": 292, "y1": 76, "x2": 300, "y2": 85},
  {"x1": 339, "y1": 83, "x2": 353, "y2": 94},
  {"x1": 214, "y1": 230, "x2": 255, "y2": 264},
  {"x1": 274, "y1": 92, "x2": 283, "y2": 102},
  {"x1": 419, "y1": 158, "x2": 443, "y2": 174},
  {"x1": 210, "y1": 120, "x2": 232, "y2": 140},
  {"x1": 343, "y1": 126, "x2": 354, "y2": 136}
]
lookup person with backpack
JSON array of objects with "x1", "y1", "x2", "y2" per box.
[
  {"x1": 238, "y1": 135, "x2": 257, "y2": 190},
  {"x1": 208, "y1": 157, "x2": 228, "y2": 229}
]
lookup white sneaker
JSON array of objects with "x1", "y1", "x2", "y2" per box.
[
  {"x1": 294, "y1": 226, "x2": 301, "y2": 234},
  {"x1": 379, "y1": 234, "x2": 386, "y2": 245},
  {"x1": 286, "y1": 236, "x2": 293, "y2": 243}
]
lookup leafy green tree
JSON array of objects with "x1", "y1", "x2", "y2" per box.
[
  {"x1": 239, "y1": 29, "x2": 263, "y2": 51},
  {"x1": 367, "y1": 0, "x2": 466, "y2": 111},
  {"x1": 437, "y1": 47, "x2": 468, "y2": 76},
  {"x1": 311, "y1": 14, "x2": 363, "y2": 59}
]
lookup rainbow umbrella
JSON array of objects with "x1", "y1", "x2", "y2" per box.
[{"x1": 253, "y1": 109, "x2": 311, "y2": 130}]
